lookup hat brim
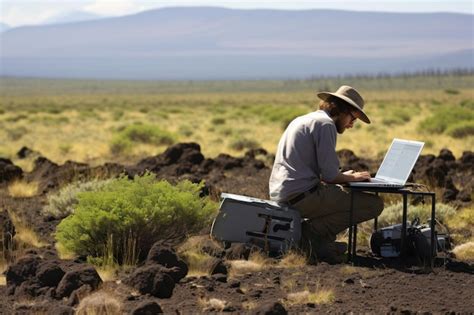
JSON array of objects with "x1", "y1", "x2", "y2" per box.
[{"x1": 317, "y1": 92, "x2": 371, "y2": 124}]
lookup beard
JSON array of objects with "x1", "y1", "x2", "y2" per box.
[{"x1": 335, "y1": 117, "x2": 346, "y2": 134}]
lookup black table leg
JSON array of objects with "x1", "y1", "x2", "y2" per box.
[
  {"x1": 374, "y1": 192, "x2": 379, "y2": 231},
  {"x1": 401, "y1": 193, "x2": 408, "y2": 258},
  {"x1": 430, "y1": 193, "x2": 436, "y2": 267},
  {"x1": 348, "y1": 190, "x2": 354, "y2": 262}
]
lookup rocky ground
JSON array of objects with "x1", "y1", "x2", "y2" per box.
[{"x1": 0, "y1": 143, "x2": 473, "y2": 314}]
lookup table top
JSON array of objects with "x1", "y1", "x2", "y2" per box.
[{"x1": 344, "y1": 184, "x2": 435, "y2": 195}]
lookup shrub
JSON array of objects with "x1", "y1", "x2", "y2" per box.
[
  {"x1": 110, "y1": 136, "x2": 133, "y2": 154},
  {"x1": 110, "y1": 124, "x2": 176, "y2": 154},
  {"x1": 381, "y1": 109, "x2": 411, "y2": 126},
  {"x1": 418, "y1": 106, "x2": 474, "y2": 134},
  {"x1": 42, "y1": 179, "x2": 112, "y2": 219},
  {"x1": 210, "y1": 117, "x2": 226, "y2": 125},
  {"x1": 229, "y1": 137, "x2": 260, "y2": 151},
  {"x1": 377, "y1": 202, "x2": 457, "y2": 228},
  {"x1": 55, "y1": 174, "x2": 217, "y2": 264},
  {"x1": 445, "y1": 120, "x2": 474, "y2": 138},
  {"x1": 121, "y1": 124, "x2": 175, "y2": 144}
]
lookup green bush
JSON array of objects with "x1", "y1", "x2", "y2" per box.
[
  {"x1": 210, "y1": 117, "x2": 226, "y2": 125},
  {"x1": 445, "y1": 120, "x2": 474, "y2": 138},
  {"x1": 43, "y1": 179, "x2": 112, "y2": 219},
  {"x1": 381, "y1": 109, "x2": 411, "y2": 126},
  {"x1": 121, "y1": 124, "x2": 175, "y2": 144},
  {"x1": 110, "y1": 124, "x2": 176, "y2": 154},
  {"x1": 248, "y1": 104, "x2": 308, "y2": 130},
  {"x1": 229, "y1": 137, "x2": 260, "y2": 151},
  {"x1": 55, "y1": 174, "x2": 217, "y2": 264},
  {"x1": 418, "y1": 106, "x2": 474, "y2": 134},
  {"x1": 110, "y1": 136, "x2": 133, "y2": 154}
]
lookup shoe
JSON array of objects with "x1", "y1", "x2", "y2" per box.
[{"x1": 315, "y1": 241, "x2": 348, "y2": 264}]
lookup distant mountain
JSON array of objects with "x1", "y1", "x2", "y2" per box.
[
  {"x1": 43, "y1": 10, "x2": 103, "y2": 25},
  {"x1": 1, "y1": 7, "x2": 473, "y2": 79},
  {"x1": 0, "y1": 22, "x2": 10, "y2": 32}
]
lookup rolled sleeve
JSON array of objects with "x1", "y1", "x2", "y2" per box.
[{"x1": 315, "y1": 123, "x2": 340, "y2": 181}]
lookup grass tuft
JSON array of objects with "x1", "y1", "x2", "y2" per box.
[
  {"x1": 452, "y1": 241, "x2": 474, "y2": 261},
  {"x1": 286, "y1": 289, "x2": 335, "y2": 305},
  {"x1": 8, "y1": 180, "x2": 39, "y2": 198},
  {"x1": 76, "y1": 290, "x2": 122, "y2": 315},
  {"x1": 278, "y1": 250, "x2": 307, "y2": 268}
]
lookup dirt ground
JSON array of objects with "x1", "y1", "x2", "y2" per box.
[{"x1": 1, "y1": 143, "x2": 473, "y2": 314}]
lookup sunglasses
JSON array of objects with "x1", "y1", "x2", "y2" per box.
[{"x1": 349, "y1": 111, "x2": 357, "y2": 123}]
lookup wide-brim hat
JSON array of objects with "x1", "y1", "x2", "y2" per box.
[{"x1": 317, "y1": 85, "x2": 371, "y2": 124}]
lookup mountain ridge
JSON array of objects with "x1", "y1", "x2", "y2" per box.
[{"x1": 1, "y1": 7, "x2": 472, "y2": 79}]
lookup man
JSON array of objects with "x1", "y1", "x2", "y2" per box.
[{"x1": 269, "y1": 85, "x2": 383, "y2": 263}]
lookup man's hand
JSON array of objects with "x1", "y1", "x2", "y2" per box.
[{"x1": 325, "y1": 170, "x2": 371, "y2": 184}]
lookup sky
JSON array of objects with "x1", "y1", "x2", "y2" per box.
[{"x1": 0, "y1": 0, "x2": 472, "y2": 27}]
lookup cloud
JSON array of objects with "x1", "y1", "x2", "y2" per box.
[{"x1": 83, "y1": 0, "x2": 146, "y2": 16}]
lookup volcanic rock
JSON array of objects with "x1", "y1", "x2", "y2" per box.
[
  {"x1": 56, "y1": 266, "x2": 102, "y2": 298},
  {"x1": 36, "y1": 260, "x2": 65, "y2": 287},
  {"x1": 210, "y1": 259, "x2": 228, "y2": 275},
  {"x1": 17, "y1": 146, "x2": 39, "y2": 159},
  {"x1": 6, "y1": 254, "x2": 42, "y2": 288},
  {"x1": 253, "y1": 301, "x2": 288, "y2": 315},
  {"x1": 146, "y1": 244, "x2": 188, "y2": 281},
  {"x1": 132, "y1": 300, "x2": 163, "y2": 314},
  {"x1": 125, "y1": 265, "x2": 175, "y2": 298},
  {"x1": 0, "y1": 158, "x2": 23, "y2": 183}
]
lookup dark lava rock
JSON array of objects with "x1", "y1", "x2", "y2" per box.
[
  {"x1": 56, "y1": 266, "x2": 102, "y2": 298},
  {"x1": 460, "y1": 151, "x2": 474, "y2": 164},
  {"x1": 67, "y1": 284, "x2": 92, "y2": 306},
  {"x1": 0, "y1": 158, "x2": 23, "y2": 183},
  {"x1": 125, "y1": 265, "x2": 175, "y2": 298},
  {"x1": 15, "y1": 279, "x2": 46, "y2": 298},
  {"x1": 253, "y1": 301, "x2": 287, "y2": 315},
  {"x1": 210, "y1": 259, "x2": 228, "y2": 275},
  {"x1": 36, "y1": 261, "x2": 65, "y2": 287},
  {"x1": 214, "y1": 154, "x2": 243, "y2": 170},
  {"x1": 438, "y1": 149, "x2": 456, "y2": 162},
  {"x1": 17, "y1": 146, "x2": 37, "y2": 159},
  {"x1": 212, "y1": 273, "x2": 228, "y2": 283},
  {"x1": 161, "y1": 264, "x2": 188, "y2": 283},
  {"x1": 146, "y1": 243, "x2": 188, "y2": 281},
  {"x1": 132, "y1": 301, "x2": 163, "y2": 315},
  {"x1": 147, "y1": 244, "x2": 179, "y2": 266},
  {"x1": 6, "y1": 254, "x2": 42, "y2": 287}
]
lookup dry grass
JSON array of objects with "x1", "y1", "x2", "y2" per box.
[
  {"x1": 0, "y1": 261, "x2": 6, "y2": 286},
  {"x1": 285, "y1": 288, "x2": 335, "y2": 306},
  {"x1": 198, "y1": 297, "x2": 229, "y2": 312},
  {"x1": 228, "y1": 252, "x2": 271, "y2": 278},
  {"x1": 7, "y1": 180, "x2": 39, "y2": 197},
  {"x1": 278, "y1": 250, "x2": 307, "y2": 268},
  {"x1": 8, "y1": 210, "x2": 47, "y2": 248},
  {"x1": 177, "y1": 236, "x2": 219, "y2": 277},
  {"x1": 76, "y1": 290, "x2": 122, "y2": 315},
  {"x1": 1, "y1": 85, "x2": 472, "y2": 167},
  {"x1": 96, "y1": 266, "x2": 118, "y2": 282},
  {"x1": 452, "y1": 241, "x2": 474, "y2": 261}
]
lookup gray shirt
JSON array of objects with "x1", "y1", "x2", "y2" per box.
[{"x1": 269, "y1": 110, "x2": 340, "y2": 201}]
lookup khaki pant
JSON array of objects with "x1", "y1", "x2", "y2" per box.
[{"x1": 293, "y1": 183, "x2": 384, "y2": 242}]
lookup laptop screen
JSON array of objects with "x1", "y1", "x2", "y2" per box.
[{"x1": 375, "y1": 139, "x2": 424, "y2": 184}]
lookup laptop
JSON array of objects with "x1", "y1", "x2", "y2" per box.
[{"x1": 349, "y1": 138, "x2": 424, "y2": 188}]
